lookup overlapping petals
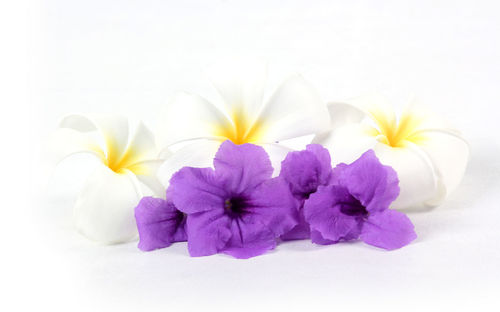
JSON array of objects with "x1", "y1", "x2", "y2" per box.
[
  {"x1": 167, "y1": 140, "x2": 298, "y2": 258},
  {"x1": 135, "y1": 197, "x2": 186, "y2": 251},
  {"x1": 49, "y1": 114, "x2": 164, "y2": 243},
  {"x1": 279, "y1": 144, "x2": 333, "y2": 240},
  {"x1": 314, "y1": 94, "x2": 469, "y2": 210},
  {"x1": 304, "y1": 150, "x2": 417, "y2": 250},
  {"x1": 157, "y1": 60, "x2": 330, "y2": 186}
]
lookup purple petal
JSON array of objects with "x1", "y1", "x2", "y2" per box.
[
  {"x1": 135, "y1": 197, "x2": 186, "y2": 251},
  {"x1": 304, "y1": 185, "x2": 362, "y2": 243},
  {"x1": 279, "y1": 144, "x2": 332, "y2": 198},
  {"x1": 310, "y1": 229, "x2": 336, "y2": 245},
  {"x1": 281, "y1": 203, "x2": 310, "y2": 240},
  {"x1": 305, "y1": 144, "x2": 333, "y2": 183},
  {"x1": 167, "y1": 167, "x2": 227, "y2": 214},
  {"x1": 214, "y1": 140, "x2": 273, "y2": 194},
  {"x1": 243, "y1": 177, "x2": 299, "y2": 237},
  {"x1": 333, "y1": 150, "x2": 399, "y2": 213},
  {"x1": 360, "y1": 209, "x2": 417, "y2": 250},
  {"x1": 222, "y1": 219, "x2": 277, "y2": 259},
  {"x1": 186, "y1": 209, "x2": 232, "y2": 257}
]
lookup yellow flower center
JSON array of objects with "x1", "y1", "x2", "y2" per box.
[
  {"x1": 366, "y1": 109, "x2": 427, "y2": 148},
  {"x1": 93, "y1": 138, "x2": 150, "y2": 175},
  {"x1": 214, "y1": 109, "x2": 265, "y2": 145}
]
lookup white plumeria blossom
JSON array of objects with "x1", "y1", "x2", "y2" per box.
[
  {"x1": 157, "y1": 61, "x2": 331, "y2": 186},
  {"x1": 50, "y1": 114, "x2": 165, "y2": 244},
  {"x1": 314, "y1": 94, "x2": 469, "y2": 210}
]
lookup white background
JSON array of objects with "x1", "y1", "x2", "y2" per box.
[{"x1": 4, "y1": 0, "x2": 500, "y2": 311}]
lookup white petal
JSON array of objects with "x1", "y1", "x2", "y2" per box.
[
  {"x1": 119, "y1": 121, "x2": 158, "y2": 168},
  {"x1": 416, "y1": 129, "x2": 469, "y2": 205},
  {"x1": 73, "y1": 163, "x2": 142, "y2": 244},
  {"x1": 321, "y1": 123, "x2": 440, "y2": 210},
  {"x1": 260, "y1": 143, "x2": 294, "y2": 177},
  {"x1": 157, "y1": 139, "x2": 222, "y2": 187},
  {"x1": 205, "y1": 58, "x2": 267, "y2": 121},
  {"x1": 334, "y1": 93, "x2": 394, "y2": 123},
  {"x1": 258, "y1": 74, "x2": 330, "y2": 142},
  {"x1": 46, "y1": 127, "x2": 105, "y2": 166},
  {"x1": 157, "y1": 92, "x2": 232, "y2": 148},
  {"x1": 321, "y1": 123, "x2": 379, "y2": 165},
  {"x1": 313, "y1": 101, "x2": 367, "y2": 146},
  {"x1": 373, "y1": 143, "x2": 439, "y2": 210},
  {"x1": 128, "y1": 159, "x2": 166, "y2": 198},
  {"x1": 60, "y1": 114, "x2": 130, "y2": 165}
]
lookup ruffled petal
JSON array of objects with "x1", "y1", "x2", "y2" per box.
[
  {"x1": 135, "y1": 197, "x2": 186, "y2": 251},
  {"x1": 157, "y1": 92, "x2": 232, "y2": 148},
  {"x1": 332, "y1": 150, "x2": 400, "y2": 213},
  {"x1": 257, "y1": 74, "x2": 330, "y2": 142},
  {"x1": 243, "y1": 177, "x2": 299, "y2": 237},
  {"x1": 73, "y1": 163, "x2": 142, "y2": 244},
  {"x1": 279, "y1": 144, "x2": 332, "y2": 198},
  {"x1": 360, "y1": 209, "x2": 417, "y2": 250},
  {"x1": 185, "y1": 209, "x2": 232, "y2": 257},
  {"x1": 167, "y1": 167, "x2": 226, "y2": 214},
  {"x1": 205, "y1": 59, "x2": 267, "y2": 124},
  {"x1": 416, "y1": 129, "x2": 469, "y2": 205},
  {"x1": 213, "y1": 141, "x2": 273, "y2": 194},
  {"x1": 281, "y1": 204, "x2": 310, "y2": 241},
  {"x1": 157, "y1": 139, "x2": 221, "y2": 187},
  {"x1": 222, "y1": 219, "x2": 277, "y2": 259},
  {"x1": 310, "y1": 229, "x2": 336, "y2": 245},
  {"x1": 304, "y1": 185, "x2": 362, "y2": 243}
]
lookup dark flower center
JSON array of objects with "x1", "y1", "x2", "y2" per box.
[
  {"x1": 224, "y1": 197, "x2": 247, "y2": 217},
  {"x1": 175, "y1": 210, "x2": 187, "y2": 225},
  {"x1": 339, "y1": 196, "x2": 368, "y2": 217}
]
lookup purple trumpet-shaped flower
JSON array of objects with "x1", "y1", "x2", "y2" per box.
[
  {"x1": 167, "y1": 140, "x2": 298, "y2": 259},
  {"x1": 304, "y1": 150, "x2": 417, "y2": 250},
  {"x1": 279, "y1": 144, "x2": 332, "y2": 240},
  {"x1": 135, "y1": 197, "x2": 187, "y2": 251}
]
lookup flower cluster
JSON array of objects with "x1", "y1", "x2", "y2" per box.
[
  {"x1": 135, "y1": 140, "x2": 417, "y2": 258},
  {"x1": 49, "y1": 62, "x2": 468, "y2": 247}
]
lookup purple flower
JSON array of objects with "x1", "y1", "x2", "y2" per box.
[
  {"x1": 167, "y1": 140, "x2": 298, "y2": 259},
  {"x1": 304, "y1": 150, "x2": 417, "y2": 250},
  {"x1": 135, "y1": 197, "x2": 187, "y2": 251},
  {"x1": 279, "y1": 144, "x2": 332, "y2": 240}
]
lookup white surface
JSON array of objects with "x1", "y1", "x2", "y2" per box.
[{"x1": 9, "y1": 0, "x2": 500, "y2": 311}]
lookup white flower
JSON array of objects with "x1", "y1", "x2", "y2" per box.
[
  {"x1": 314, "y1": 94, "x2": 469, "y2": 210},
  {"x1": 49, "y1": 114, "x2": 164, "y2": 243},
  {"x1": 157, "y1": 60, "x2": 330, "y2": 186}
]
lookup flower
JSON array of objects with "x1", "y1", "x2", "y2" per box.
[
  {"x1": 157, "y1": 60, "x2": 330, "y2": 186},
  {"x1": 314, "y1": 94, "x2": 469, "y2": 210},
  {"x1": 167, "y1": 140, "x2": 298, "y2": 259},
  {"x1": 135, "y1": 197, "x2": 186, "y2": 251},
  {"x1": 304, "y1": 150, "x2": 417, "y2": 250},
  {"x1": 49, "y1": 114, "x2": 164, "y2": 243},
  {"x1": 279, "y1": 144, "x2": 333, "y2": 240}
]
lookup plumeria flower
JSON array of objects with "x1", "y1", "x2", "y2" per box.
[
  {"x1": 135, "y1": 197, "x2": 186, "y2": 251},
  {"x1": 50, "y1": 114, "x2": 164, "y2": 244},
  {"x1": 167, "y1": 140, "x2": 298, "y2": 259},
  {"x1": 279, "y1": 144, "x2": 333, "y2": 240},
  {"x1": 157, "y1": 60, "x2": 330, "y2": 186},
  {"x1": 314, "y1": 94, "x2": 469, "y2": 210},
  {"x1": 304, "y1": 150, "x2": 416, "y2": 250}
]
